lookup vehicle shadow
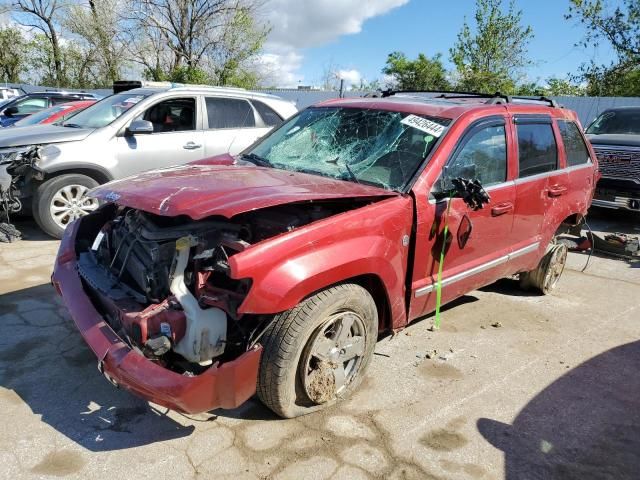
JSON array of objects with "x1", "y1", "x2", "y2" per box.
[
  {"x1": 10, "y1": 218, "x2": 54, "y2": 242},
  {"x1": 479, "y1": 278, "x2": 540, "y2": 297},
  {"x1": 477, "y1": 341, "x2": 640, "y2": 479},
  {"x1": 0, "y1": 283, "x2": 195, "y2": 452}
]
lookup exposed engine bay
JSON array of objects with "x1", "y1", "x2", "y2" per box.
[
  {"x1": 75, "y1": 200, "x2": 366, "y2": 374},
  {"x1": 0, "y1": 146, "x2": 43, "y2": 242}
]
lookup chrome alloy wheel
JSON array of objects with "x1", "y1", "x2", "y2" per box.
[
  {"x1": 49, "y1": 184, "x2": 99, "y2": 228},
  {"x1": 543, "y1": 243, "x2": 568, "y2": 292},
  {"x1": 300, "y1": 311, "x2": 367, "y2": 404}
]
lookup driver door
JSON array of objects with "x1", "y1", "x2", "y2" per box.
[
  {"x1": 411, "y1": 116, "x2": 516, "y2": 316},
  {"x1": 114, "y1": 96, "x2": 205, "y2": 177}
]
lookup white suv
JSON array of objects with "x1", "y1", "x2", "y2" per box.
[{"x1": 0, "y1": 85, "x2": 297, "y2": 238}]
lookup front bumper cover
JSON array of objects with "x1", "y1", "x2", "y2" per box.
[{"x1": 51, "y1": 220, "x2": 262, "y2": 414}]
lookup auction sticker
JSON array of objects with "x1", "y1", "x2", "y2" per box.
[{"x1": 401, "y1": 115, "x2": 446, "y2": 137}]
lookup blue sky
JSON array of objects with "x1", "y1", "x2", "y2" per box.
[{"x1": 262, "y1": 0, "x2": 620, "y2": 87}]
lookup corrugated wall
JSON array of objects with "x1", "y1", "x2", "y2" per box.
[
  {"x1": 258, "y1": 90, "x2": 640, "y2": 126},
  {"x1": 6, "y1": 83, "x2": 640, "y2": 126}
]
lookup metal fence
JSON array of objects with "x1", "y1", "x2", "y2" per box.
[{"x1": 6, "y1": 83, "x2": 640, "y2": 127}]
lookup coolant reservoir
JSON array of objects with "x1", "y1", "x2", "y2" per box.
[{"x1": 171, "y1": 236, "x2": 227, "y2": 365}]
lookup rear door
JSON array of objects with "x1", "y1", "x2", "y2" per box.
[
  {"x1": 412, "y1": 115, "x2": 516, "y2": 315},
  {"x1": 202, "y1": 97, "x2": 269, "y2": 156},
  {"x1": 114, "y1": 96, "x2": 205, "y2": 177},
  {"x1": 511, "y1": 115, "x2": 566, "y2": 271}
]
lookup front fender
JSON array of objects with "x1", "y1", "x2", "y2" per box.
[{"x1": 230, "y1": 196, "x2": 414, "y2": 327}]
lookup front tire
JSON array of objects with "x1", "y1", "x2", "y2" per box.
[
  {"x1": 257, "y1": 284, "x2": 378, "y2": 418},
  {"x1": 33, "y1": 174, "x2": 100, "y2": 239}
]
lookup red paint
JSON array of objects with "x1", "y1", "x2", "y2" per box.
[
  {"x1": 56, "y1": 97, "x2": 597, "y2": 413},
  {"x1": 91, "y1": 160, "x2": 395, "y2": 219},
  {"x1": 41, "y1": 100, "x2": 96, "y2": 124},
  {"x1": 52, "y1": 222, "x2": 262, "y2": 414}
]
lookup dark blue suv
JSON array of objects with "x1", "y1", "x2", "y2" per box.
[{"x1": 0, "y1": 91, "x2": 98, "y2": 127}]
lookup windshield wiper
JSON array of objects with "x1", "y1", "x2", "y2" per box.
[
  {"x1": 344, "y1": 162, "x2": 360, "y2": 184},
  {"x1": 241, "y1": 152, "x2": 272, "y2": 168},
  {"x1": 63, "y1": 123, "x2": 82, "y2": 128}
]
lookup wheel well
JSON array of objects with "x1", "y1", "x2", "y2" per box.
[
  {"x1": 309, "y1": 274, "x2": 391, "y2": 334},
  {"x1": 351, "y1": 274, "x2": 392, "y2": 333},
  {"x1": 44, "y1": 168, "x2": 111, "y2": 185},
  {"x1": 557, "y1": 213, "x2": 585, "y2": 236}
]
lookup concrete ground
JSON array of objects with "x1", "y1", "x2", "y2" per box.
[{"x1": 0, "y1": 208, "x2": 638, "y2": 480}]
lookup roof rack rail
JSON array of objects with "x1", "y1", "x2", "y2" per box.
[{"x1": 380, "y1": 89, "x2": 562, "y2": 108}]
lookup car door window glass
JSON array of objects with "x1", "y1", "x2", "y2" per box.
[
  {"x1": 14, "y1": 97, "x2": 48, "y2": 114},
  {"x1": 205, "y1": 97, "x2": 256, "y2": 129},
  {"x1": 558, "y1": 120, "x2": 591, "y2": 167},
  {"x1": 445, "y1": 124, "x2": 507, "y2": 187},
  {"x1": 252, "y1": 100, "x2": 283, "y2": 127},
  {"x1": 142, "y1": 98, "x2": 196, "y2": 133},
  {"x1": 517, "y1": 123, "x2": 558, "y2": 177}
]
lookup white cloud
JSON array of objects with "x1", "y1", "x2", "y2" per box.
[
  {"x1": 259, "y1": 0, "x2": 409, "y2": 86},
  {"x1": 257, "y1": 47, "x2": 304, "y2": 87},
  {"x1": 338, "y1": 69, "x2": 362, "y2": 87}
]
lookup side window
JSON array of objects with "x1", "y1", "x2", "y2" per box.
[
  {"x1": 445, "y1": 124, "x2": 507, "y2": 187},
  {"x1": 516, "y1": 123, "x2": 558, "y2": 177},
  {"x1": 142, "y1": 98, "x2": 196, "y2": 133},
  {"x1": 205, "y1": 97, "x2": 256, "y2": 129},
  {"x1": 14, "y1": 97, "x2": 48, "y2": 114},
  {"x1": 252, "y1": 100, "x2": 283, "y2": 127},
  {"x1": 558, "y1": 120, "x2": 591, "y2": 167}
]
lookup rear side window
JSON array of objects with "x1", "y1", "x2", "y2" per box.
[
  {"x1": 205, "y1": 97, "x2": 256, "y2": 129},
  {"x1": 516, "y1": 123, "x2": 558, "y2": 177},
  {"x1": 252, "y1": 100, "x2": 283, "y2": 127},
  {"x1": 558, "y1": 121, "x2": 591, "y2": 167}
]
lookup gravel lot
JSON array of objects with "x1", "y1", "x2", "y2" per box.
[{"x1": 1, "y1": 209, "x2": 638, "y2": 480}]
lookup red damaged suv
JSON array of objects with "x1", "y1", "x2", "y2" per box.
[{"x1": 52, "y1": 92, "x2": 598, "y2": 418}]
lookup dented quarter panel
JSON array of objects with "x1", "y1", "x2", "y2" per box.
[{"x1": 229, "y1": 195, "x2": 414, "y2": 329}]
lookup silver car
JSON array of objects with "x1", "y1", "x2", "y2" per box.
[{"x1": 0, "y1": 86, "x2": 297, "y2": 238}]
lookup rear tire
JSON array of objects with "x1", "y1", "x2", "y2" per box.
[
  {"x1": 33, "y1": 174, "x2": 99, "y2": 239},
  {"x1": 257, "y1": 284, "x2": 378, "y2": 418},
  {"x1": 519, "y1": 242, "x2": 568, "y2": 294}
]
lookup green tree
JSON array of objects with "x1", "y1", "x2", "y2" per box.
[
  {"x1": 382, "y1": 52, "x2": 450, "y2": 90},
  {"x1": 568, "y1": 0, "x2": 640, "y2": 96},
  {"x1": 0, "y1": 26, "x2": 27, "y2": 82},
  {"x1": 450, "y1": 0, "x2": 534, "y2": 94},
  {"x1": 544, "y1": 77, "x2": 586, "y2": 96}
]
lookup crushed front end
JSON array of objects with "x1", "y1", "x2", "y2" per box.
[
  {"x1": 52, "y1": 205, "x2": 266, "y2": 413},
  {"x1": 52, "y1": 199, "x2": 354, "y2": 413}
]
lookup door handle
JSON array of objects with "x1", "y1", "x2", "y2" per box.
[
  {"x1": 547, "y1": 185, "x2": 567, "y2": 197},
  {"x1": 183, "y1": 142, "x2": 202, "y2": 150},
  {"x1": 491, "y1": 202, "x2": 514, "y2": 217}
]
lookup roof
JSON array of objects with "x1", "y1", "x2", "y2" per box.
[
  {"x1": 121, "y1": 85, "x2": 289, "y2": 102},
  {"x1": 27, "y1": 91, "x2": 98, "y2": 98},
  {"x1": 317, "y1": 94, "x2": 576, "y2": 121}
]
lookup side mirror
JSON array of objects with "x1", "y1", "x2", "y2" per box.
[
  {"x1": 4, "y1": 106, "x2": 18, "y2": 117},
  {"x1": 126, "y1": 119, "x2": 154, "y2": 135}
]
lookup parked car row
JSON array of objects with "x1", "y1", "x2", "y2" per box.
[{"x1": 0, "y1": 85, "x2": 297, "y2": 237}]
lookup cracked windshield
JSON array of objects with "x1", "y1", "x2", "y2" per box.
[{"x1": 247, "y1": 107, "x2": 450, "y2": 191}]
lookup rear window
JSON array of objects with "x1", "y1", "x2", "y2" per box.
[
  {"x1": 558, "y1": 121, "x2": 591, "y2": 167},
  {"x1": 252, "y1": 100, "x2": 283, "y2": 127},
  {"x1": 516, "y1": 123, "x2": 558, "y2": 177},
  {"x1": 205, "y1": 97, "x2": 255, "y2": 129}
]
